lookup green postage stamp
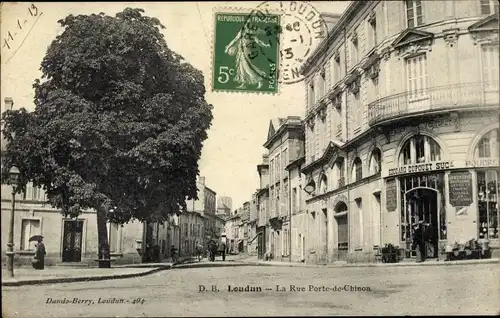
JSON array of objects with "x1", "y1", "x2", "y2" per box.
[{"x1": 212, "y1": 12, "x2": 280, "y2": 94}]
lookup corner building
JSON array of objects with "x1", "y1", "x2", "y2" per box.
[{"x1": 301, "y1": 0, "x2": 499, "y2": 263}]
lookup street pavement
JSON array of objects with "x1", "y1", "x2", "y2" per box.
[{"x1": 2, "y1": 262, "x2": 499, "y2": 317}]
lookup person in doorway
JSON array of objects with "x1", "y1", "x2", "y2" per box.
[
  {"x1": 412, "y1": 222, "x2": 426, "y2": 262},
  {"x1": 424, "y1": 222, "x2": 436, "y2": 258},
  {"x1": 33, "y1": 238, "x2": 46, "y2": 270}
]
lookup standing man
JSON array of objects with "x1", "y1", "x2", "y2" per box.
[
  {"x1": 412, "y1": 221, "x2": 426, "y2": 262},
  {"x1": 220, "y1": 234, "x2": 227, "y2": 261}
]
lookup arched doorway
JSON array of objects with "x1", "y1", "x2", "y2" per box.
[
  {"x1": 404, "y1": 187, "x2": 440, "y2": 259},
  {"x1": 334, "y1": 201, "x2": 348, "y2": 261}
]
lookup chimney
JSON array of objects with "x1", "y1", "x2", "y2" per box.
[
  {"x1": 4, "y1": 97, "x2": 14, "y2": 111},
  {"x1": 199, "y1": 176, "x2": 205, "y2": 185}
]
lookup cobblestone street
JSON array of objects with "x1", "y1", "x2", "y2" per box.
[{"x1": 3, "y1": 263, "x2": 499, "y2": 317}]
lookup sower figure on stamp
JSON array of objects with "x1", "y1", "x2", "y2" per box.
[
  {"x1": 32, "y1": 237, "x2": 46, "y2": 270},
  {"x1": 224, "y1": 27, "x2": 270, "y2": 89}
]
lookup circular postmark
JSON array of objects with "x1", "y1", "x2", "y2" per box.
[{"x1": 240, "y1": 1, "x2": 329, "y2": 85}]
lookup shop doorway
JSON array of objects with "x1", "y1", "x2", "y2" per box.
[
  {"x1": 404, "y1": 188, "x2": 439, "y2": 259},
  {"x1": 62, "y1": 220, "x2": 84, "y2": 262}
]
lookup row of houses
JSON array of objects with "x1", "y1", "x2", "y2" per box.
[
  {"x1": 0, "y1": 104, "x2": 225, "y2": 266},
  {"x1": 235, "y1": 0, "x2": 499, "y2": 264}
]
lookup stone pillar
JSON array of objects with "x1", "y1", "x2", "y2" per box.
[{"x1": 327, "y1": 208, "x2": 335, "y2": 263}]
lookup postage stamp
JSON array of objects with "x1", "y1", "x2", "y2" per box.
[
  {"x1": 243, "y1": 1, "x2": 328, "y2": 85},
  {"x1": 212, "y1": 12, "x2": 280, "y2": 94}
]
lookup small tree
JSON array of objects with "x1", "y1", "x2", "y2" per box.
[{"x1": 1, "y1": 8, "x2": 213, "y2": 266}]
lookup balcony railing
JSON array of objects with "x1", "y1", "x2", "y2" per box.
[{"x1": 368, "y1": 82, "x2": 499, "y2": 126}]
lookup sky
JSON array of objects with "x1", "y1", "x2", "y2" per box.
[{"x1": 0, "y1": 1, "x2": 350, "y2": 209}]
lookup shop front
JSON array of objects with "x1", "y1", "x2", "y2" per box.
[
  {"x1": 385, "y1": 160, "x2": 500, "y2": 260},
  {"x1": 383, "y1": 130, "x2": 500, "y2": 259}
]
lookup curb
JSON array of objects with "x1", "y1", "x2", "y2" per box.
[
  {"x1": 238, "y1": 258, "x2": 500, "y2": 269},
  {"x1": 2, "y1": 265, "x2": 172, "y2": 287},
  {"x1": 172, "y1": 262, "x2": 253, "y2": 269}
]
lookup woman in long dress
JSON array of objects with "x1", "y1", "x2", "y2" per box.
[
  {"x1": 33, "y1": 238, "x2": 46, "y2": 270},
  {"x1": 225, "y1": 27, "x2": 271, "y2": 89}
]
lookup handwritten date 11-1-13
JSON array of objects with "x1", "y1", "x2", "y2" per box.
[{"x1": 3, "y1": 4, "x2": 42, "y2": 50}]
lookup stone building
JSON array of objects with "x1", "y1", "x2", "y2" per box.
[
  {"x1": 256, "y1": 154, "x2": 270, "y2": 259},
  {"x1": 300, "y1": 0, "x2": 499, "y2": 263},
  {"x1": 264, "y1": 116, "x2": 305, "y2": 261}
]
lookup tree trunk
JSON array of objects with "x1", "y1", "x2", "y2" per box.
[{"x1": 97, "y1": 203, "x2": 110, "y2": 268}]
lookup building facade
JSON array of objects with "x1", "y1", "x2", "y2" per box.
[
  {"x1": 185, "y1": 176, "x2": 218, "y2": 249},
  {"x1": 288, "y1": 156, "x2": 307, "y2": 263},
  {"x1": 256, "y1": 154, "x2": 270, "y2": 259},
  {"x1": 301, "y1": 0, "x2": 499, "y2": 263},
  {"x1": 264, "y1": 116, "x2": 305, "y2": 261}
]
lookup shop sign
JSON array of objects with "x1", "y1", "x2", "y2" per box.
[
  {"x1": 388, "y1": 161, "x2": 455, "y2": 177},
  {"x1": 465, "y1": 158, "x2": 499, "y2": 168},
  {"x1": 448, "y1": 171, "x2": 473, "y2": 207},
  {"x1": 386, "y1": 179, "x2": 397, "y2": 212}
]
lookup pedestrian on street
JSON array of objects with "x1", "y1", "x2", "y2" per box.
[
  {"x1": 196, "y1": 241, "x2": 204, "y2": 261},
  {"x1": 32, "y1": 237, "x2": 46, "y2": 270},
  {"x1": 170, "y1": 245, "x2": 178, "y2": 263},
  {"x1": 412, "y1": 222, "x2": 426, "y2": 262}
]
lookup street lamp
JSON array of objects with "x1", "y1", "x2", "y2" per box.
[{"x1": 6, "y1": 166, "x2": 20, "y2": 278}]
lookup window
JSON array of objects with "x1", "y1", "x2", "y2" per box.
[
  {"x1": 352, "y1": 92, "x2": 361, "y2": 131},
  {"x1": 351, "y1": 40, "x2": 359, "y2": 66},
  {"x1": 336, "y1": 159, "x2": 346, "y2": 188},
  {"x1": 368, "y1": 15, "x2": 377, "y2": 48},
  {"x1": 356, "y1": 198, "x2": 363, "y2": 248},
  {"x1": 283, "y1": 229, "x2": 289, "y2": 256},
  {"x1": 282, "y1": 149, "x2": 288, "y2": 174},
  {"x1": 477, "y1": 170, "x2": 499, "y2": 239},
  {"x1": 319, "y1": 71, "x2": 326, "y2": 99},
  {"x1": 352, "y1": 157, "x2": 363, "y2": 182},
  {"x1": 475, "y1": 129, "x2": 499, "y2": 158},
  {"x1": 308, "y1": 82, "x2": 315, "y2": 108},
  {"x1": 399, "y1": 135, "x2": 442, "y2": 165},
  {"x1": 276, "y1": 154, "x2": 281, "y2": 181},
  {"x1": 480, "y1": 0, "x2": 499, "y2": 15},
  {"x1": 406, "y1": 54, "x2": 428, "y2": 99},
  {"x1": 481, "y1": 44, "x2": 499, "y2": 90},
  {"x1": 292, "y1": 187, "x2": 297, "y2": 214},
  {"x1": 406, "y1": 0, "x2": 423, "y2": 28},
  {"x1": 32, "y1": 186, "x2": 41, "y2": 201},
  {"x1": 320, "y1": 175, "x2": 328, "y2": 194},
  {"x1": 369, "y1": 148, "x2": 382, "y2": 175},
  {"x1": 108, "y1": 223, "x2": 120, "y2": 252},
  {"x1": 20, "y1": 219, "x2": 41, "y2": 250}
]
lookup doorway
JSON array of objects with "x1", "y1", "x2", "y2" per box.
[
  {"x1": 405, "y1": 188, "x2": 439, "y2": 259},
  {"x1": 334, "y1": 201, "x2": 349, "y2": 261},
  {"x1": 62, "y1": 220, "x2": 84, "y2": 262}
]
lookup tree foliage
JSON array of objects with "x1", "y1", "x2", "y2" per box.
[{"x1": 1, "y1": 8, "x2": 213, "y2": 224}]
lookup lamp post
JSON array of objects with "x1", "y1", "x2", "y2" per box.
[{"x1": 6, "y1": 166, "x2": 20, "y2": 278}]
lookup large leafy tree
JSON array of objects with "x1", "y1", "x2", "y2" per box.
[{"x1": 1, "y1": 8, "x2": 213, "y2": 265}]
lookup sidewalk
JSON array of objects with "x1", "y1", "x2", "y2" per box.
[
  {"x1": 1, "y1": 255, "x2": 201, "y2": 287},
  {"x1": 236, "y1": 255, "x2": 500, "y2": 268}
]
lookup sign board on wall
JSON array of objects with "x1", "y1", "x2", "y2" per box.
[
  {"x1": 386, "y1": 179, "x2": 397, "y2": 212},
  {"x1": 448, "y1": 171, "x2": 473, "y2": 207},
  {"x1": 383, "y1": 158, "x2": 499, "y2": 178}
]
